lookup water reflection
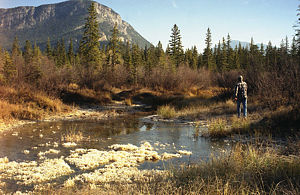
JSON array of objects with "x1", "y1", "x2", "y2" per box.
[{"x1": 0, "y1": 114, "x2": 231, "y2": 167}]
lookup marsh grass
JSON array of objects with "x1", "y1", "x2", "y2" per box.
[
  {"x1": 61, "y1": 125, "x2": 84, "y2": 142},
  {"x1": 62, "y1": 131, "x2": 83, "y2": 142},
  {"x1": 167, "y1": 93, "x2": 236, "y2": 120},
  {"x1": 205, "y1": 118, "x2": 229, "y2": 137},
  {"x1": 157, "y1": 105, "x2": 176, "y2": 119},
  {"x1": 230, "y1": 116, "x2": 251, "y2": 132},
  {"x1": 47, "y1": 144, "x2": 300, "y2": 195}
]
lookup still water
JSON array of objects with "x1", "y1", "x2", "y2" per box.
[{"x1": 0, "y1": 114, "x2": 231, "y2": 169}]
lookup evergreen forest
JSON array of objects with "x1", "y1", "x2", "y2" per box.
[{"x1": 0, "y1": 2, "x2": 299, "y2": 111}]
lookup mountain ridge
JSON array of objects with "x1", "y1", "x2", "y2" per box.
[{"x1": 0, "y1": 0, "x2": 151, "y2": 50}]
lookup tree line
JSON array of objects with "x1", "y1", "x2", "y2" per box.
[{"x1": 0, "y1": 2, "x2": 299, "y2": 108}]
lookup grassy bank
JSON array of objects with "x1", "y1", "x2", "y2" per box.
[
  {"x1": 155, "y1": 87, "x2": 300, "y2": 139},
  {"x1": 0, "y1": 86, "x2": 70, "y2": 123},
  {"x1": 44, "y1": 144, "x2": 300, "y2": 195}
]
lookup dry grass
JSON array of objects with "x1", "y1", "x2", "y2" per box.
[
  {"x1": 157, "y1": 105, "x2": 176, "y2": 119},
  {"x1": 124, "y1": 98, "x2": 132, "y2": 106},
  {"x1": 0, "y1": 85, "x2": 70, "y2": 122},
  {"x1": 62, "y1": 131, "x2": 84, "y2": 142},
  {"x1": 205, "y1": 118, "x2": 229, "y2": 137},
  {"x1": 46, "y1": 144, "x2": 300, "y2": 195},
  {"x1": 163, "y1": 88, "x2": 237, "y2": 120}
]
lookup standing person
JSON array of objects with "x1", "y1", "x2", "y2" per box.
[{"x1": 234, "y1": 75, "x2": 247, "y2": 118}]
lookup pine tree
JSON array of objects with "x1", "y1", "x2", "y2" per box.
[
  {"x1": 3, "y1": 51, "x2": 16, "y2": 83},
  {"x1": 291, "y1": 36, "x2": 298, "y2": 60},
  {"x1": 33, "y1": 42, "x2": 41, "y2": 59},
  {"x1": 168, "y1": 24, "x2": 184, "y2": 67},
  {"x1": 203, "y1": 28, "x2": 216, "y2": 70},
  {"x1": 24, "y1": 40, "x2": 33, "y2": 65},
  {"x1": 60, "y1": 39, "x2": 68, "y2": 66},
  {"x1": 54, "y1": 39, "x2": 68, "y2": 67},
  {"x1": 249, "y1": 38, "x2": 260, "y2": 70},
  {"x1": 233, "y1": 46, "x2": 241, "y2": 69},
  {"x1": 131, "y1": 44, "x2": 141, "y2": 85},
  {"x1": 185, "y1": 49, "x2": 193, "y2": 67},
  {"x1": 123, "y1": 41, "x2": 132, "y2": 71},
  {"x1": 184, "y1": 46, "x2": 198, "y2": 69},
  {"x1": 155, "y1": 41, "x2": 166, "y2": 69},
  {"x1": 220, "y1": 37, "x2": 228, "y2": 71},
  {"x1": 30, "y1": 42, "x2": 42, "y2": 83},
  {"x1": 226, "y1": 34, "x2": 235, "y2": 69},
  {"x1": 46, "y1": 37, "x2": 52, "y2": 58},
  {"x1": 215, "y1": 41, "x2": 221, "y2": 71},
  {"x1": 12, "y1": 36, "x2": 21, "y2": 57},
  {"x1": 197, "y1": 54, "x2": 203, "y2": 69},
  {"x1": 68, "y1": 38, "x2": 75, "y2": 66},
  {"x1": 79, "y1": 2, "x2": 102, "y2": 69},
  {"x1": 107, "y1": 23, "x2": 121, "y2": 72},
  {"x1": 10, "y1": 37, "x2": 23, "y2": 82},
  {"x1": 296, "y1": 5, "x2": 300, "y2": 45},
  {"x1": 191, "y1": 46, "x2": 198, "y2": 69},
  {"x1": 145, "y1": 45, "x2": 156, "y2": 76}
]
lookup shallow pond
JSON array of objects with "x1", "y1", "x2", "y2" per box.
[{"x1": 0, "y1": 114, "x2": 232, "y2": 193}]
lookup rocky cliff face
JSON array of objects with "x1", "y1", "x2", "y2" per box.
[{"x1": 0, "y1": 0, "x2": 150, "y2": 49}]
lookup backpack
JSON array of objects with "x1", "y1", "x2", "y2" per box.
[{"x1": 236, "y1": 82, "x2": 247, "y2": 99}]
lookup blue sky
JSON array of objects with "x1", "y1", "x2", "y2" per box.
[{"x1": 1, "y1": 0, "x2": 298, "y2": 50}]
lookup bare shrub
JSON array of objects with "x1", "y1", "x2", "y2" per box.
[
  {"x1": 247, "y1": 60, "x2": 300, "y2": 109},
  {"x1": 144, "y1": 66, "x2": 212, "y2": 92}
]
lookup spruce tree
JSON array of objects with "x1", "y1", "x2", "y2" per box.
[
  {"x1": 203, "y1": 28, "x2": 216, "y2": 70},
  {"x1": 123, "y1": 41, "x2": 132, "y2": 71},
  {"x1": 145, "y1": 45, "x2": 156, "y2": 76},
  {"x1": 155, "y1": 41, "x2": 166, "y2": 69},
  {"x1": 191, "y1": 46, "x2": 198, "y2": 69},
  {"x1": 12, "y1": 36, "x2": 21, "y2": 57},
  {"x1": 79, "y1": 2, "x2": 102, "y2": 69},
  {"x1": 197, "y1": 54, "x2": 203, "y2": 69},
  {"x1": 60, "y1": 39, "x2": 68, "y2": 66},
  {"x1": 54, "y1": 39, "x2": 68, "y2": 67},
  {"x1": 233, "y1": 46, "x2": 241, "y2": 69},
  {"x1": 3, "y1": 51, "x2": 16, "y2": 83},
  {"x1": 30, "y1": 42, "x2": 42, "y2": 83},
  {"x1": 107, "y1": 23, "x2": 120, "y2": 72},
  {"x1": 33, "y1": 41, "x2": 41, "y2": 59},
  {"x1": 46, "y1": 37, "x2": 52, "y2": 58},
  {"x1": 24, "y1": 40, "x2": 33, "y2": 65},
  {"x1": 10, "y1": 37, "x2": 23, "y2": 82},
  {"x1": 168, "y1": 24, "x2": 184, "y2": 67},
  {"x1": 296, "y1": 5, "x2": 300, "y2": 45},
  {"x1": 185, "y1": 49, "x2": 193, "y2": 68},
  {"x1": 291, "y1": 36, "x2": 298, "y2": 60},
  {"x1": 215, "y1": 41, "x2": 221, "y2": 71},
  {"x1": 226, "y1": 34, "x2": 235, "y2": 69},
  {"x1": 220, "y1": 37, "x2": 228, "y2": 71},
  {"x1": 131, "y1": 44, "x2": 141, "y2": 85},
  {"x1": 68, "y1": 38, "x2": 75, "y2": 66}
]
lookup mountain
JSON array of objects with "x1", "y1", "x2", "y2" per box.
[
  {"x1": 0, "y1": 0, "x2": 151, "y2": 50},
  {"x1": 230, "y1": 40, "x2": 267, "y2": 50}
]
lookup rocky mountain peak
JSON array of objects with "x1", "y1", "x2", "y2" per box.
[{"x1": 0, "y1": 0, "x2": 150, "y2": 49}]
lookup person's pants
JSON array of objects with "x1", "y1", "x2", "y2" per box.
[{"x1": 237, "y1": 98, "x2": 247, "y2": 117}]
